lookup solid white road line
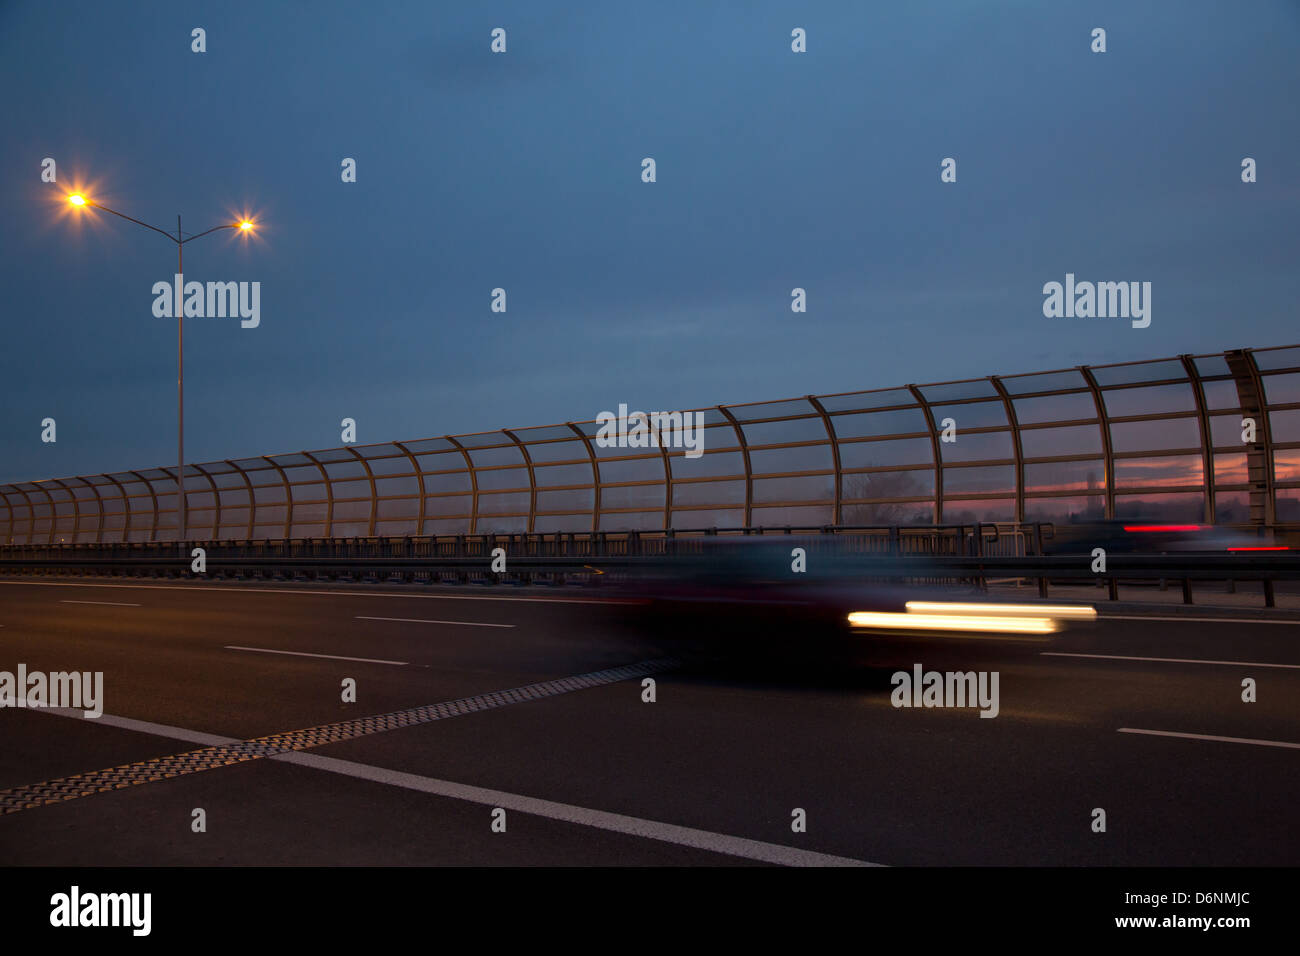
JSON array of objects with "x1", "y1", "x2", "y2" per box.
[
  {"x1": 0, "y1": 579, "x2": 633, "y2": 605},
  {"x1": 275, "y1": 750, "x2": 875, "y2": 867},
  {"x1": 1043, "y1": 651, "x2": 1300, "y2": 670},
  {"x1": 32, "y1": 706, "x2": 876, "y2": 867},
  {"x1": 225, "y1": 645, "x2": 408, "y2": 666},
  {"x1": 1118, "y1": 728, "x2": 1300, "y2": 751},
  {"x1": 1100, "y1": 614, "x2": 1300, "y2": 626},
  {"x1": 356, "y1": 615, "x2": 514, "y2": 628},
  {"x1": 59, "y1": 599, "x2": 142, "y2": 607}
]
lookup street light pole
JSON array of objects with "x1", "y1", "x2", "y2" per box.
[
  {"x1": 65, "y1": 194, "x2": 255, "y2": 547},
  {"x1": 178, "y1": 214, "x2": 184, "y2": 546}
]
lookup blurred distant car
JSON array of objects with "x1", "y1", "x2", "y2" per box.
[{"x1": 1040, "y1": 520, "x2": 1284, "y2": 555}]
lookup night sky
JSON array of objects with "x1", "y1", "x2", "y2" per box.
[{"x1": 2, "y1": 0, "x2": 1296, "y2": 483}]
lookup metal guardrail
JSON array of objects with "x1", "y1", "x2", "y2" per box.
[
  {"x1": 1, "y1": 523, "x2": 1296, "y2": 607},
  {"x1": 0, "y1": 522, "x2": 1031, "y2": 561},
  {"x1": 0, "y1": 523, "x2": 1016, "y2": 590}
]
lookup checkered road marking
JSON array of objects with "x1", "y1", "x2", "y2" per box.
[{"x1": 0, "y1": 657, "x2": 677, "y2": 815}]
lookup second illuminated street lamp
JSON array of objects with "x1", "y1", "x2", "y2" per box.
[{"x1": 67, "y1": 193, "x2": 255, "y2": 545}]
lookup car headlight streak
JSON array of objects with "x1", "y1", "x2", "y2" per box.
[{"x1": 847, "y1": 601, "x2": 1096, "y2": 635}]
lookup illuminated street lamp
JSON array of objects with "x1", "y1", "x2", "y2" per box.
[{"x1": 65, "y1": 193, "x2": 256, "y2": 545}]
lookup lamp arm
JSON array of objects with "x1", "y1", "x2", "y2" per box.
[{"x1": 88, "y1": 201, "x2": 181, "y2": 244}]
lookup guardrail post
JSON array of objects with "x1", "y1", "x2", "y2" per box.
[
  {"x1": 1264, "y1": 579, "x2": 1275, "y2": 608},
  {"x1": 1182, "y1": 578, "x2": 1193, "y2": 605}
]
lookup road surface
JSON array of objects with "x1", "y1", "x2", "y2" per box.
[{"x1": 1, "y1": 578, "x2": 1296, "y2": 866}]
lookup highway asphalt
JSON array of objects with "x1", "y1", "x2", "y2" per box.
[{"x1": 0, "y1": 577, "x2": 1297, "y2": 866}]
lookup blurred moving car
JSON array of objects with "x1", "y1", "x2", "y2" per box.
[{"x1": 594, "y1": 535, "x2": 1094, "y2": 648}]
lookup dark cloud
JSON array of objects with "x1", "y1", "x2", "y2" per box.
[{"x1": 1, "y1": 0, "x2": 1296, "y2": 482}]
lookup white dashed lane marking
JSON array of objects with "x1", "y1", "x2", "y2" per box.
[
  {"x1": 1044, "y1": 652, "x2": 1300, "y2": 670},
  {"x1": 356, "y1": 615, "x2": 515, "y2": 628},
  {"x1": 1119, "y1": 728, "x2": 1300, "y2": 750},
  {"x1": 225, "y1": 645, "x2": 409, "y2": 666},
  {"x1": 59, "y1": 600, "x2": 142, "y2": 607}
]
